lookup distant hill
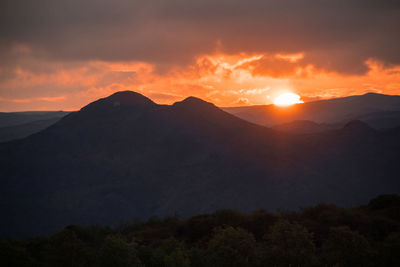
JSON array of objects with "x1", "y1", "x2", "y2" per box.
[
  {"x1": 0, "y1": 111, "x2": 68, "y2": 128},
  {"x1": 273, "y1": 120, "x2": 338, "y2": 134},
  {"x1": 355, "y1": 110, "x2": 400, "y2": 130},
  {"x1": 1, "y1": 91, "x2": 399, "y2": 237},
  {"x1": 223, "y1": 93, "x2": 400, "y2": 130},
  {"x1": 0, "y1": 111, "x2": 69, "y2": 142}
]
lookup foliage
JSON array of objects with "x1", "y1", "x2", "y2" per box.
[
  {"x1": 261, "y1": 219, "x2": 316, "y2": 267},
  {"x1": 99, "y1": 235, "x2": 143, "y2": 267},
  {"x1": 1, "y1": 194, "x2": 400, "y2": 267},
  {"x1": 207, "y1": 226, "x2": 257, "y2": 267},
  {"x1": 321, "y1": 226, "x2": 373, "y2": 267}
]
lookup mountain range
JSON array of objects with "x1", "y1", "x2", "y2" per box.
[
  {"x1": 2, "y1": 93, "x2": 400, "y2": 142},
  {"x1": 223, "y1": 92, "x2": 400, "y2": 131},
  {"x1": 0, "y1": 111, "x2": 69, "y2": 142},
  {"x1": 1, "y1": 91, "x2": 400, "y2": 237}
]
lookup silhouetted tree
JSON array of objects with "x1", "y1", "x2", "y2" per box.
[
  {"x1": 1, "y1": 195, "x2": 400, "y2": 267},
  {"x1": 261, "y1": 219, "x2": 316, "y2": 267},
  {"x1": 382, "y1": 232, "x2": 400, "y2": 267},
  {"x1": 42, "y1": 229, "x2": 95, "y2": 267},
  {"x1": 0, "y1": 240, "x2": 37, "y2": 267},
  {"x1": 143, "y1": 237, "x2": 190, "y2": 267},
  {"x1": 208, "y1": 226, "x2": 257, "y2": 267},
  {"x1": 321, "y1": 226, "x2": 373, "y2": 267},
  {"x1": 99, "y1": 235, "x2": 142, "y2": 267}
]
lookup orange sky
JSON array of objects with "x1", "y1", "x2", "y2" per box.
[
  {"x1": 1, "y1": 1, "x2": 399, "y2": 111},
  {"x1": 1, "y1": 51, "x2": 400, "y2": 111}
]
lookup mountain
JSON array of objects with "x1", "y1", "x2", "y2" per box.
[
  {"x1": 272, "y1": 119, "x2": 377, "y2": 135},
  {"x1": 223, "y1": 93, "x2": 400, "y2": 129},
  {"x1": 273, "y1": 120, "x2": 337, "y2": 134},
  {"x1": 0, "y1": 111, "x2": 68, "y2": 142},
  {"x1": 1, "y1": 91, "x2": 400, "y2": 237},
  {"x1": 0, "y1": 117, "x2": 62, "y2": 143},
  {"x1": 0, "y1": 111, "x2": 68, "y2": 128},
  {"x1": 355, "y1": 110, "x2": 400, "y2": 130}
]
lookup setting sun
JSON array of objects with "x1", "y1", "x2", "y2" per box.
[{"x1": 273, "y1": 92, "x2": 304, "y2": 107}]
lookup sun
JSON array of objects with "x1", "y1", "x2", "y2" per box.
[{"x1": 273, "y1": 92, "x2": 304, "y2": 107}]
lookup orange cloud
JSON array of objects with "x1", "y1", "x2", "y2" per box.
[
  {"x1": 275, "y1": 53, "x2": 304, "y2": 63},
  {"x1": 0, "y1": 53, "x2": 400, "y2": 111},
  {"x1": 9, "y1": 95, "x2": 66, "y2": 105}
]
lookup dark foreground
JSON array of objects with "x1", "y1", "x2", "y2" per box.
[{"x1": 1, "y1": 194, "x2": 400, "y2": 267}]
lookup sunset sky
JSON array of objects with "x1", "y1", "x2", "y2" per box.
[{"x1": 1, "y1": 0, "x2": 399, "y2": 111}]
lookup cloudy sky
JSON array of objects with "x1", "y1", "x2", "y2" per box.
[{"x1": 1, "y1": 0, "x2": 399, "y2": 111}]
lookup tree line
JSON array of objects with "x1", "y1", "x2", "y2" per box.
[{"x1": 1, "y1": 194, "x2": 400, "y2": 267}]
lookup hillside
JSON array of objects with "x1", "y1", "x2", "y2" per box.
[
  {"x1": 0, "y1": 111, "x2": 68, "y2": 142},
  {"x1": 1, "y1": 91, "x2": 399, "y2": 237}
]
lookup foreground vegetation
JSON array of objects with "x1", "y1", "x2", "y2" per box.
[{"x1": 1, "y1": 194, "x2": 400, "y2": 267}]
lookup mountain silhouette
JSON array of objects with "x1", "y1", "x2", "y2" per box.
[
  {"x1": 1, "y1": 91, "x2": 399, "y2": 237},
  {"x1": 82, "y1": 91, "x2": 156, "y2": 112},
  {"x1": 3, "y1": 93, "x2": 400, "y2": 142},
  {"x1": 343, "y1": 120, "x2": 374, "y2": 131},
  {"x1": 0, "y1": 111, "x2": 69, "y2": 142},
  {"x1": 223, "y1": 92, "x2": 400, "y2": 129},
  {"x1": 0, "y1": 111, "x2": 68, "y2": 128},
  {"x1": 273, "y1": 120, "x2": 337, "y2": 134}
]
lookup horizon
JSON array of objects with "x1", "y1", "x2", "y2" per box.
[
  {"x1": 1, "y1": 90, "x2": 399, "y2": 113},
  {"x1": 1, "y1": 1, "x2": 400, "y2": 111}
]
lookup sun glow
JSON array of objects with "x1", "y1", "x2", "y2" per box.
[{"x1": 273, "y1": 92, "x2": 304, "y2": 107}]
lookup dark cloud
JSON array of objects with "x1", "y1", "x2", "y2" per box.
[
  {"x1": 241, "y1": 56, "x2": 302, "y2": 77},
  {"x1": 0, "y1": 0, "x2": 399, "y2": 74}
]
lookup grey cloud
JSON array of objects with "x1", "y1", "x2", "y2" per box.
[{"x1": 0, "y1": 0, "x2": 399, "y2": 74}]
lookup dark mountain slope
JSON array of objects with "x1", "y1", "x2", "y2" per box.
[
  {"x1": 0, "y1": 117, "x2": 62, "y2": 143},
  {"x1": 0, "y1": 111, "x2": 68, "y2": 128},
  {"x1": 273, "y1": 120, "x2": 337, "y2": 134},
  {"x1": 1, "y1": 91, "x2": 399, "y2": 237},
  {"x1": 0, "y1": 111, "x2": 68, "y2": 142},
  {"x1": 355, "y1": 110, "x2": 400, "y2": 130}
]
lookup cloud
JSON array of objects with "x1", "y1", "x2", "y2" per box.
[
  {"x1": 1, "y1": 52, "x2": 400, "y2": 111},
  {"x1": 146, "y1": 92, "x2": 182, "y2": 102},
  {"x1": 9, "y1": 95, "x2": 65, "y2": 104},
  {"x1": 233, "y1": 97, "x2": 250, "y2": 105},
  {"x1": 0, "y1": 1, "x2": 399, "y2": 111},
  {"x1": 240, "y1": 55, "x2": 303, "y2": 78},
  {"x1": 0, "y1": 0, "x2": 399, "y2": 74}
]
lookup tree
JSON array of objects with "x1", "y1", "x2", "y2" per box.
[
  {"x1": 207, "y1": 226, "x2": 257, "y2": 267},
  {"x1": 0, "y1": 240, "x2": 37, "y2": 267},
  {"x1": 261, "y1": 219, "x2": 316, "y2": 267},
  {"x1": 247, "y1": 210, "x2": 278, "y2": 240},
  {"x1": 382, "y1": 232, "x2": 400, "y2": 267},
  {"x1": 321, "y1": 226, "x2": 373, "y2": 267},
  {"x1": 99, "y1": 235, "x2": 143, "y2": 267},
  {"x1": 42, "y1": 229, "x2": 95, "y2": 267},
  {"x1": 145, "y1": 238, "x2": 191, "y2": 267}
]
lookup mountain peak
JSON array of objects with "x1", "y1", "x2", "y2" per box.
[
  {"x1": 102, "y1": 91, "x2": 154, "y2": 106},
  {"x1": 173, "y1": 96, "x2": 217, "y2": 110},
  {"x1": 361, "y1": 92, "x2": 390, "y2": 98},
  {"x1": 342, "y1": 120, "x2": 375, "y2": 134},
  {"x1": 181, "y1": 96, "x2": 210, "y2": 104},
  {"x1": 344, "y1": 120, "x2": 370, "y2": 128},
  {"x1": 81, "y1": 91, "x2": 155, "y2": 112},
  {"x1": 363, "y1": 92, "x2": 382, "y2": 96}
]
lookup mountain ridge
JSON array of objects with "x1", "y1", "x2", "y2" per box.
[
  {"x1": 223, "y1": 92, "x2": 400, "y2": 129},
  {"x1": 1, "y1": 91, "x2": 399, "y2": 237}
]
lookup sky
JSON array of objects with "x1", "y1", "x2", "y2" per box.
[{"x1": 0, "y1": 0, "x2": 400, "y2": 111}]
